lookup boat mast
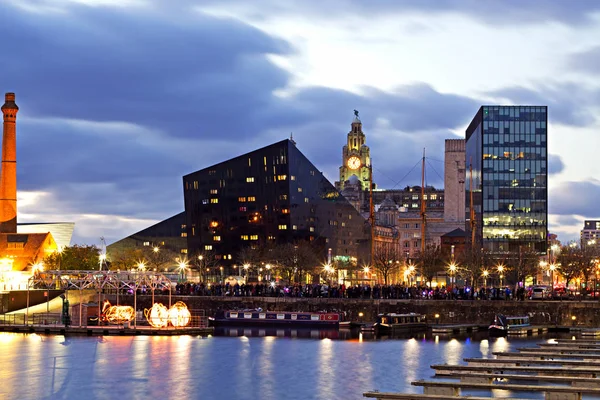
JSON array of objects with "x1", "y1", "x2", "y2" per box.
[
  {"x1": 369, "y1": 162, "x2": 375, "y2": 266},
  {"x1": 420, "y1": 148, "x2": 426, "y2": 253},
  {"x1": 469, "y1": 159, "x2": 476, "y2": 249}
]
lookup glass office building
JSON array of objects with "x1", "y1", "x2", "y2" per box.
[
  {"x1": 183, "y1": 139, "x2": 370, "y2": 274},
  {"x1": 466, "y1": 106, "x2": 547, "y2": 254}
]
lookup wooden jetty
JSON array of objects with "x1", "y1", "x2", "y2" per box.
[
  {"x1": 0, "y1": 324, "x2": 214, "y2": 336},
  {"x1": 364, "y1": 337, "x2": 600, "y2": 399}
]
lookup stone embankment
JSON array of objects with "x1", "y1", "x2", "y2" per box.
[{"x1": 105, "y1": 295, "x2": 600, "y2": 327}]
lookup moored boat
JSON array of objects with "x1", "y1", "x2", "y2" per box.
[
  {"x1": 373, "y1": 313, "x2": 426, "y2": 333},
  {"x1": 209, "y1": 309, "x2": 340, "y2": 328},
  {"x1": 488, "y1": 314, "x2": 530, "y2": 337}
]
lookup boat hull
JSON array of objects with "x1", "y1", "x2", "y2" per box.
[
  {"x1": 210, "y1": 311, "x2": 339, "y2": 328},
  {"x1": 488, "y1": 325, "x2": 507, "y2": 337}
]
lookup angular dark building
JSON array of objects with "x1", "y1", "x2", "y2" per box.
[
  {"x1": 466, "y1": 106, "x2": 547, "y2": 254},
  {"x1": 183, "y1": 139, "x2": 370, "y2": 273}
]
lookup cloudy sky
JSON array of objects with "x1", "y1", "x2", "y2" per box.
[{"x1": 2, "y1": 0, "x2": 600, "y2": 246}]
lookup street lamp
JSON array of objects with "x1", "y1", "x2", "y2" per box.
[
  {"x1": 448, "y1": 263, "x2": 457, "y2": 288},
  {"x1": 408, "y1": 264, "x2": 416, "y2": 286},
  {"x1": 549, "y1": 264, "x2": 556, "y2": 292},
  {"x1": 363, "y1": 266, "x2": 370, "y2": 283},
  {"x1": 497, "y1": 265, "x2": 505, "y2": 288},
  {"x1": 243, "y1": 264, "x2": 250, "y2": 282},
  {"x1": 482, "y1": 270, "x2": 489, "y2": 289},
  {"x1": 178, "y1": 261, "x2": 188, "y2": 281},
  {"x1": 137, "y1": 262, "x2": 146, "y2": 271}
]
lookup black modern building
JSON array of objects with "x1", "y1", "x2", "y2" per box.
[
  {"x1": 466, "y1": 106, "x2": 547, "y2": 254},
  {"x1": 183, "y1": 139, "x2": 370, "y2": 274}
]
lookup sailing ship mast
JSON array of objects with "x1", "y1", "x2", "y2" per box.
[
  {"x1": 469, "y1": 159, "x2": 476, "y2": 249},
  {"x1": 369, "y1": 162, "x2": 375, "y2": 266},
  {"x1": 420, "y1": 148, "x2": 426, "y2": 253}
]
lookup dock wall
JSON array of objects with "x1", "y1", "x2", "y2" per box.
[{"x1": 102, "y1": 295, "x2": 600, "y2": 327}]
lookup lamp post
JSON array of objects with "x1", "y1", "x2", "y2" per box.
[
  {"x1": 243, "y1": 264, "x2": 250, "y2": 283},
  {"x1": 482, "y1": 270, "x2": 489, "y2": 289},
  {"x1": 363, "y1": 266, "x2": 370, "y2": 284},
  {"x1": 408, "y1": 264, "x2": 415, "y2": 287},
  {"x1": 549, "y1": 264, "x2": 556, "y2": 295},
  {"x1": 448, "y1": 263, "x2": 457, "y2": 289},
  {"x1": 178, "y1": 261, "x2": 188, "y2": 282},
  {"x1": 497, "y1": 265, "x2": 504, "y2": 288}
]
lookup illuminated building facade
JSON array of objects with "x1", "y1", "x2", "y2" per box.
[
  {"x1": 466, "y1": 105, "x2": 548, "y2": 253},
  {"x1": 581, "y1": 220, "x2": 600, "y2": 247},
  {"x1": 183, "y1": 139, "x2": 370, "y2": 274},
  {"x1": 335, "y1": 113, "x2": 372, "y2": 192}
]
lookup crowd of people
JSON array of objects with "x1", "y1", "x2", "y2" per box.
[{"x1": 170, "y1": 281, "x2": 523, "y2": 300}]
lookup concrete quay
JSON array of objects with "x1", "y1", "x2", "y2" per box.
[
  {"x1": 0, "y1": 324, "x2": 214, "y2": 336},
  {"x1": 104, "y1": 295, "x2": 600, "y2": 328}
]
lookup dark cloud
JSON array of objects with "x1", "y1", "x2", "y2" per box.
[
  {"x1": 487, "y1": 84, "x2": 600, "y2": 127},
  {"x1": 550, "y1": 180, "x2": 600, "y2": 216},
  {"x1": 198, "y1": 0, "x2": 600, "y2": 26},
  {"x1": 548, "y1": 154, "x2": 565, "y2": 175},
  {"x1": 568, "y1": 46, "x2": 600, "y2": 75}
]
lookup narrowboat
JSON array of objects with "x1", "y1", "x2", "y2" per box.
[
  {"x1": 209, "y1": 309, "x2": 340, "y2": 328},
  {"x1": 373, "y1": 313, "x2": 427, "y2": 333},
  {"x1": 488, "y1": 314, "x2": 530, "y2": 337}
]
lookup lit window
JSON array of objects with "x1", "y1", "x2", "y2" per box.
[
  {"x1": 181, "y1": 249, "x2": 188, "y2": 254},
  {"x1": 205, "y1": 245, "x2": 213, "y2": 250},
  {"x1": 281, "y1": 208, "x2": 289, "y2": 214},
  {"x1": 309, "y1": 227, "x2": 315, "y2": 232},
  {"x1": 248, "y1": 196, "x2": 256, "y2": 202},
  {"x1": 143, "y1": 242, "x2": 150, "y2": 246},
  {"x1": 298, "y1": 187, "x2": 303, "y2": 193},
  {"x1": 278, "y1": 175, "x2": 287, "y2": 181},
  {"x1": 292, "y1": 225, "x2": 297, "y2": 230},
  {"x1": 239, "y1": 206, "x2": 247, "y2": 212},
  {"x1": 268, "y1": 235, "x2": 275, "y2": 240},
  {"x1": 238, "y1": 197, "x2": 246, "y2": 202},
  {"x1": 210, "y1": 189, "x2": 218, "y2": 195},
  {"x1": 341, "y1": 222, "x2": 346, "y2": 227},
  {"x1": 193, "y1": 181, "x2": 199, "y2": 189},
  {"x1": 202, "y1": 199, "x2": 209, "y2": 205},
  {"x1": 280, "y1": 194, "x2": 288, "y2": 200},
  {"x1": 278, "y1": 224, "x2": 287, "y2": 230},
  {"x1": 214, "y1": 236, "x2": 221, "y2": 241},
  {"x1": 228, "y1": 255, "x2": 232, "y2": 260},
  {"x1": 290, "y1": 175, "x2": 296, "y2": 181},
  {"x1": 210, "y1": 198, "x2": 218, "y2": 204},
  {"x1": 430, "y1": 194, "x2": 437, "y2": 200},
  {"x1": 181, "y1": 232, "x2": 187, "y2": 237},
  {"x1": 304, "y1": 198, "x2": 309, "y2": 203},
  {"x1": 241, "y1": 235, "x2": 249, "y2": 240},
  {"x1": 246, "y1": 177, "x2": 255, "y2": 183},
  {"x1": 250, "y1": 235, "x2": 258, "y2": 240}
]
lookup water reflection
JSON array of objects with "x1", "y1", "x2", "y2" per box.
[{"x1": 0, "y1": 331, "x2": 578, "y2": 400}]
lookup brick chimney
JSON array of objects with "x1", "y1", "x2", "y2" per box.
[{"x1": 0, "y1": 92, "x2": 19, "y2": 233}]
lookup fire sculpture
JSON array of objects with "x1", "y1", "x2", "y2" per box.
[
  {"x1": 102, "y1": 300, "x2": 135, "y2": 324},
  {"x1": 144, "y1": 302, "x2": 191, "y2": 328}
]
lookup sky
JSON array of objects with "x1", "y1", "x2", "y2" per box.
[{"x1": 2, "y1": 0, "x2": 600, "y2": 246}]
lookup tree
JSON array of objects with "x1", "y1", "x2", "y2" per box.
[
  {"x1": 557, "y1": 245, "x2": 582, "y2": 291},
  {"x1": 457, "y1": 246, "x2": 491, "y2": 291},
  {"x1": 271, "y1": 241, "x2": 320, "y2": 283},
  {"x1": 372, "y1": 244, "x2": 402, "y2": 285},
  {"x1": 503, "y1": 246, "x2": 540, "y2": 288},
  {"x1": 43, "y1": 245, "x2": 101, "y2": 270},
  {"x1": 415, "y1": 245, "x2": 445, "y2": 288}
]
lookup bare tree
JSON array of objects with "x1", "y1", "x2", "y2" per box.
[
  {"x1": 557, "y1": 245, "x2": 583, "y2": 291},
  {"x1": 415, "y1": 245, "x2": 445, "y2": 288},
  {"x1": 372, "y1": 244, "x2": 402, "y2": 285},
  {"x1": 456, "y1": 246, "x2": 491, "y2": 291}
]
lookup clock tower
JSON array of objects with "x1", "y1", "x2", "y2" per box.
[{"x1": 335, "y1": 111, "x2": 372, "y2": 192}]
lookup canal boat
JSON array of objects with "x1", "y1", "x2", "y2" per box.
[
  {"x1": 372, "y1": 313, "x2": 427, "y2": 333},
  {"x1": 209, "y1": 309, "x2": 340, "y2": 328},
  {"x1": 488, "y1": 314, "x2": 530, "y2": 337}
]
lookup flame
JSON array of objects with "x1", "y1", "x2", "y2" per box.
[
  {"x1": 144, "y1": 302, "x2": 191, "y2": 328},
  {"x1": 102, "y1": 300, "x2": 135, "y2": 324}
]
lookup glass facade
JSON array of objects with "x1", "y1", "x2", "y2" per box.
[
  {"x1": 183, "y1": 139, "x2": 370, "y2": 274},
  {"x1": 466, "y1": 106, "x2": 547, "y2": 253}
]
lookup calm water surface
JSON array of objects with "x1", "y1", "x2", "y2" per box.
[{"x1": 0, "y1": 330, "x2": 572, "y2": 400}]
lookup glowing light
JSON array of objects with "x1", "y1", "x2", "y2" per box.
[
  {"x1": 144, "y1": 302, "x2": 191, "y2": 328},
  {"x1": 168, "y1": 302, "x2": 191, "y2": 327},
  {"x1": 102, "y1": 300, "x2": 135, "y2": 324},
  {"x1": 153, "y1": 247, "x2": 160, "y2": 253},
  {"x1": 363, "y1": 266, "x2": 370, "y2": 274}
]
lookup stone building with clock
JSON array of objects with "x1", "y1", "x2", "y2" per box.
[{"x1": 335, "y1": 115, "x2": 373, "y2": 193}]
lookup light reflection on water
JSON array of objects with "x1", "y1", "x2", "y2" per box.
[{"x1": 0, "y1": 330, "x2": 565, "y2": 400}]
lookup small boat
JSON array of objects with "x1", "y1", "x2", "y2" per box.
[
  {"x1": 209, "y1": 309, "x2": 340, "y2": 328},
  {"x1": 488, "y1": 314, "x2": 530, "y2": 337},
  {"x1": 373, "y1": 313, "x2": 427, "y2": 333},
  {"x1": 339, "y1": 320, "x2": 368, "y2": 329}
]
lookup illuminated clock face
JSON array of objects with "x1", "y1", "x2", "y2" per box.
[{"x1": 347, "y1": 156, "x2": 361, "y2": 170}]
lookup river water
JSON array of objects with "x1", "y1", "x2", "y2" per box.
[{"x1": 0, "y1": 330, "x2": 575, "y2": 400}]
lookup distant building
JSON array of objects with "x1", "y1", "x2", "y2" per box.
[
  {"x1": 183, "y1": 139, "x2": 370, "y2": 275},
  {"x1": 466, "y1": 106, "x2": 548, "y2": 254},
  {"x1": 440, "y1": 228, "x2": 466, "y2": 257},
  {"x1": 444, "y1": 139, "x2": 466, "y2": 224},
  {"x1": 581, "y1": 221, "x2": 600, "y2": 247},
  {"x1": 107, "y1": 212, "x2": 187, "y2": 259},
  {"x1": 0, "y1": 232, "x2": 58, "y2": 272},
  {"x1": 335, "y1": 113, "x2": 373, "y2": 195},
  {"x1": 17, "y1": 223, "x2": 74, "y2": 250}
]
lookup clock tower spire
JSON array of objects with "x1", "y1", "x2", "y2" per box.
[{"x1": 335, "y1": 110, "x2": 372, "y2": 193}]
